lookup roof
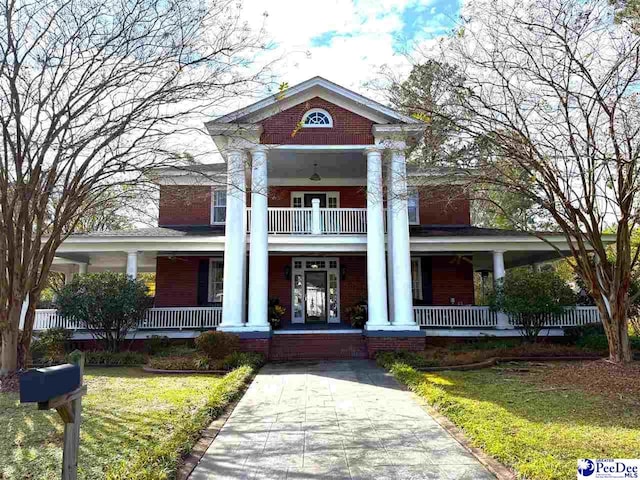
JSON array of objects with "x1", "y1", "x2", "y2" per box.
[
  {"x1": 409, "y1": 225, "x2": 556, "y2": 237},
  {"x1": 209, "y1": 76, "x2": 421, "y2": 126},
  {"x1": 72, "y1": 226, "x2": 225, "y2": 238}
]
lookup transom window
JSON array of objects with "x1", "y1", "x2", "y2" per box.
[{"x1": 302, "y1": 108, "x2": 333, "y2": 128}]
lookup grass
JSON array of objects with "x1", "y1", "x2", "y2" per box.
[
  {"x1": 1, "y1": 366, "x2": 253, "y2": 480},
  {"x1": 388, "y1": 361, "x2": 640, "y2": 480}
]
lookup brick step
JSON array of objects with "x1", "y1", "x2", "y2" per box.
[{"x1": 269, "y1": 333, "x2": 368, "y2": 361}]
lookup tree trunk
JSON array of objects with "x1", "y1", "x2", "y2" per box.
[
  {"x1": 598, "y1": 301, "x2": 633, "y2": 364},
  {"x1": 0, "y1": 330, "x2": 19, "y2": 375}
]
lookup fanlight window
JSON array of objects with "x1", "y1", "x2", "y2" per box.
[{"x1": 302, "y1": 108, "x2": 333, "y2": 128}]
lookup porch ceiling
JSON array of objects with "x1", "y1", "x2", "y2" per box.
[{"x1": 267, "y1": 149, "x2": 366, "y2": 182}]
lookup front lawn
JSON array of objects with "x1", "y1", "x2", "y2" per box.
[
  {"x1": 389, "y1": 360, "x2": 640, "y2": 480},
  {"x1": 1, "y1": 366, "x2": 252, "y2": 479}
]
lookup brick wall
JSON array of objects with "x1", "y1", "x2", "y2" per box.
[
  {"x1": 159, "y1": 185, "x2": 212, "y2": 226},
  {"x1": 268, "y1": 186, "x2": 365, "y2": 208},
  {"x1": 260, "y1": 97, "x2": 374, "y2": 145},
  {"x1": 418, "y1": 186, "x2": 470, "y2": 225},
  {"x1": 365, "y1": 336, "x2": 426, "y2": 358},
  {"x1": 155, "y1": 256, "x2": 202, "y2": 306},
  {"x1": 239, "y1": 338, "x2": 270, "y2": 358},
  {"x1": 430, "y1": 256, "x2": 475, "y2": 305},
  {"x1": 268, "y1": 256, "x2": 293, "y2": 326}
]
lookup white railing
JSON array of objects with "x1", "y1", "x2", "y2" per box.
[
  {"x1": 507, "y1": 306, "x2": 601, "y2": 327},
  {"x1": 414, "y1": 306, "x2": 498, "y2": 327},
  {"x1": 414, "y1": 305, "x2": 601, "y2": 328},
  {"x1": 247, "y1": 207, "x2": 368, "y2": 234},
  {"x1": 33, "y1": 307, "x2": 223, "y2": 331},
  {"x1": 320, "y1": 208, "x2": 367, "y2": 234}
]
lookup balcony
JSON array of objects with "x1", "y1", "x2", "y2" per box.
[{"x1": 247, "y1": 207, "x2": 368, "y2": 234}]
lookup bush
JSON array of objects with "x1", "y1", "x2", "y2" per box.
[
  {"x1": 144, "y1": 335, "x2": 171, "y2": 355},
  {"x1": 268, "y1": 298, "x2": 285, "y2": 330},
  {"x1": 564, "y1": 322, "x2": 605, "y2": 343},
  {"x1": 30, "y1": 328, "x2": 72, "y2": 364},
  {"x1": 56, "y1": 272, "x2": 153, "y2": 352},
  {"x1": 218, "y1": 352, "x2": 265, "y2": 370},
  {"x1": 195, "y1": 331, "x2": 240, "y2": 361},
  {"x1": 345, "y1": 301, "x2": 367, "y2": 329},
  {"x1": 81, "y1": 350, "x2": 146, "y2": 366},
  {"x1": 375, "y1": 351, "x2": 435, "y2": 370},
  {"x1": 150, "y1": 345, "x2": 197, "y2": 357},
  {"x1": 489, "y1": 269, "x2": 577, "y2": 342},
  {"x1": 147, "y1": 355, "x2": 208, "y2": 371}
]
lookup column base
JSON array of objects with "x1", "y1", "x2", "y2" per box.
[
  {"x1": 218, "y1": 325, "x2": 272, "y2": 334},
  {"x1": 365, "y1": 323, "x2": 420, "y2": 332},
  {"x1": 364, "y1": 329, "x2": 425, "y2": 359}
]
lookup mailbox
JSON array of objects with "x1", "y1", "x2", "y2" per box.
[{"x1": 19, "y1": 364, "x2": 81, "y2": 404}]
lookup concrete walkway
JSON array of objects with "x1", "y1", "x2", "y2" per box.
[{"x1": 190, "y1": 361, "x2": 495, "y2": 480}]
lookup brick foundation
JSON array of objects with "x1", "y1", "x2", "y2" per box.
[
  {"x1": 269, "y1": 333, "x2": 367, "y2": 361},
  {"x1": 239, "y1": 338, "x2": 271, "y2": 358},
  {"x1": 365, "y1": 336, "x2": 426, "y2": 359}
]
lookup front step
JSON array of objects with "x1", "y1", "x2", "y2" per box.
[{"x1": 269, "y1": 333, "x2": 367, "y2": 361}]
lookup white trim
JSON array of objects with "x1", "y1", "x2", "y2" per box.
[
  {"x1": 290, "y1": 191, "x2": 340, "y2": 208},
  {"x1": 207, "y1": 258, "x2": 224, "y2": 303},
  {"x1": 423, "y1": 328, "x2": 565, "y2": 337},
  {"x1": 302, "y1": 108, "x2": 333, "y2": 128},
  {"x1": 273, "y1": 329, "x2": 362, "y2": 335},
  {"x1": 270, "y1": 178, "x2": 366, "y2": 187},
  {"x1": 291, "y1": 257, "x2": 340, "y2": 324},
  {"x1": 208, "y1": 76, "x2": 421, "y2": 125}
]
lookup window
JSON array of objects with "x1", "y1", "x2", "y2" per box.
[
  {"x1": 328, "y1": 197, "x2": 338, "y2": 208},
  {"x1": 407, "y1": 188, "x2": 419, "y2": 224},
  {"x1": 302, "y1": 108, "x2": 333, "y2": 128},
  {"x1": 411, "y1": 257, "x2": 423, "y2": 301},
  {"x1": 211, "y1": 189, "x2": 226, "y2": 224},
  {"x1": 208, "y1": 259, "x2": 224, "y2": 304}
]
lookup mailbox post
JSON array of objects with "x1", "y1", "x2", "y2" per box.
[{"x1": 20, "y1": 351, "x2": 86, "y2": 480}]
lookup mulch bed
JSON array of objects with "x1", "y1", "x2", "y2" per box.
[
  {"x1": 528, "y1": 359, "x2": 640, "y2": 402},
  {"x1": 0, "y1": 372, "x2": 20, "y2": 393}
]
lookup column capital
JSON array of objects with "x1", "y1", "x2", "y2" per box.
[
  {"x1": 250, "y1": 145, "x2": 269, "y2": 155},
  {"x1": 363, "y1": 146, "x2": 383, "y2": 156},
  {"x1": 374, "y1": 139, "x2": 407, "y2": 152}
]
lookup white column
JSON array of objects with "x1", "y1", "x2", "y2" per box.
[
  {"x1": 126, "y1": 252, "x2": 138, "y2": 279},
  {"x1": 389, "y1": 147, "x2": 418, "y2": 329},
  {"x1": 364, "y1": 147, "x2": 389, "y2": 329},
  {"x1": 220, "y1": 148, "x2": 247, "y2": 330},
  {"x1": 386, "y1": 160, "x2": 395, "y2": 320},
  {"x1": 492, "y1": 250, "x2": 511, "y2": 329},
  {"x1": 311, "y1": 198, "x2": 321, "y2": 234},
  {"x1": 247, "y1": 147, "x2": 270, "y2": 331},
  {"x1": 78, "y1": 263, "x2": 88, "y2": 275}
]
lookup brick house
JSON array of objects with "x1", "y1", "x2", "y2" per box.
[{"x1": 44, "y1": 77, "x2": 601, "y2": 359}]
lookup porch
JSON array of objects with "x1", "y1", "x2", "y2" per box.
[{"x1": 33, "y1": 305, "x2": 601, "y2": 338}]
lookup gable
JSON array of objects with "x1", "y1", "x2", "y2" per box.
[{"x1": 260, "y1": 97, "x2": 374, "y2": 145}]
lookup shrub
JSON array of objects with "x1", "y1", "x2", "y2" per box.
[
  {"x1": 219, "y1": 352, "x2": 265, "y2": 370},
  {"x1": 56, "y1": 272, "x2": 153, "y2": 352},
  {"x1": 81, "y1": 350, "x2": 145, "y2": 366},
  {"x1": 375, "y1": 351, "x2": 435, "y2": 370},
  {"x1": 150, "y1": 345, "x2": 197, "y2": 357},
  {"x1": 268, "y1": 298, "x2": 285, "y2": 330},
  {"x1": 345, "y1": 301, "x2": 367, "y2": 329},
  {"x1": 195, "y1": 331, "x2": 240, "y2": 361},
  {"x1": 147, "y1": 355, "x2": 208, "y2": 371},
  {"x1": 144, "y1": 335, "x2": 171, "y2": 355},
  {"x1": 489, "y1": 269, "x2": 577, "y2": 342},
  {"x1": 30, "y1": 328, "x2": 72, "y2": 364},
  {"x1": 564, "y1": 322, "x2": 606, "y2": 343}
]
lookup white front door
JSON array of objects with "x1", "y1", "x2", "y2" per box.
[{"x1": 291, "y1": 257, "x2": 340, "y2": 324}]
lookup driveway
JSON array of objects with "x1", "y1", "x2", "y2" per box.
[{"x1": 189, "y1": 360, "x2": 495, "y2": 480}]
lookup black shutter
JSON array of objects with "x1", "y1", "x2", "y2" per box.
[
  {"x1": 197, "y1": 259, "x2": 209, "y2": 306},
  {"x1": 421, "y1": 257, "x2": 433, "y2": 305}
]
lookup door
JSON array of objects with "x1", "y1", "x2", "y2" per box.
[
  {"x1": 304, "y1": 271, "x2": 327, "y2": 323},
  {"x1": 303, "y1": 193, "x2": 327, "y2": 208}
]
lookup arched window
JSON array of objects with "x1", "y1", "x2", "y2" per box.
[{"x1": 302, "y1": 108, "x2": 333, "y2": 128}]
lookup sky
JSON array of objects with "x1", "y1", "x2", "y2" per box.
[{"x1": 241, "y1": 0, "x2": 462, "y2": 100}]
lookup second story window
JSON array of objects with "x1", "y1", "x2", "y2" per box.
[
  {"x1": 302, "y1": 108, "x2": 333, "y2": 128},
  {"x1": 408, "y1": 188, "x2": 419, "y2": 224},
  {"x1": 211, "y1": 189, "x2": 226, "y2": 224}
]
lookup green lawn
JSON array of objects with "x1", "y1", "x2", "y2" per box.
[
  {"x1": 390, "y1": 361, "x2": 640, "y2": 480},
  {"x1": 1, "y1": 366, "x2": 252, "y2": 480}
]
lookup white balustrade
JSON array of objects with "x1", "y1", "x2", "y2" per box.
[
  {"x1": 414, "y1": 306, "x2": 498, "y2": 327},
  {"x1": 246, "y1": 207, "x2": 367, "y2": 234},
  {"x1": 414, "y1": 305, "x2": 601, "y2": 328},
  {"x1": 33, "y1": 307, "x2": 223, "y2": 331}
]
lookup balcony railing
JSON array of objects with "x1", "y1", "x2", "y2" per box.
[
  {"x1": 247, "y1": 207, "x2": 368, "y2": 234},
  {"x1": 33, "y1": 307, "x2": 223, "y2": 331},
  {"x1": 413, "y1": 305, "x2": 601, "y2": 328}
]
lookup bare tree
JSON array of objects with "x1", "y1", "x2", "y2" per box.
[
  {"x1": 397, "y1": 0, "x2": 640, "y2": 363},
  {"x1": 0, "y1": 0, "x2": 272, "y2": 374}
]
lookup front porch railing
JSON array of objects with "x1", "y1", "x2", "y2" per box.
[
  {"x1": 247, "y1": 207, "x2": 368, "y2": 234},
  {"x1": 413, "y1": 306, "x2": 498, "y2": 327},
  {"x1": 413, "y1": 305, "x2": 601, "y2": 328},
  {"x1": 33, "y1": 307, "x2": 223, "y2": 331}
]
